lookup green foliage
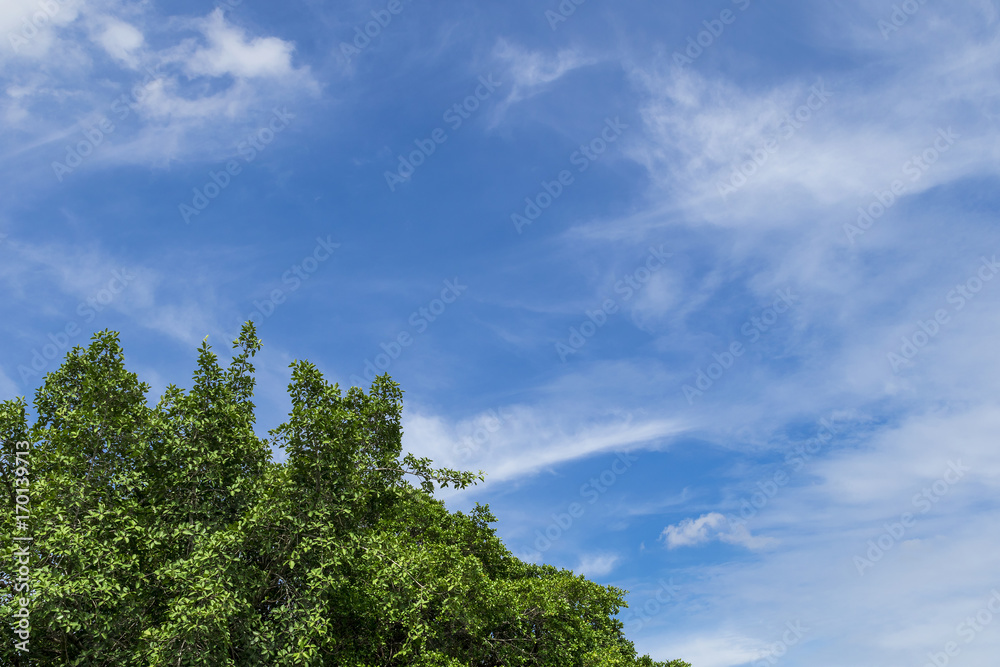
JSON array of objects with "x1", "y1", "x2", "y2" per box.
[{"x1": 1, "y1": 324, "x2": 689, "y2": 666}]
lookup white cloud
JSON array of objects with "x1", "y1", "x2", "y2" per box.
[
  {"x1": 630, "y1": 404, "x2": 1000, "y2": 664},
  {"x1": 93, "y1": 17, "x2": 143, "y2": 68},
  {"x1": 174, "y1": 9, "x2": 299, "y2": 80},
  {"x1": 718, "y1": 521, "x2": 779, "y2": 550},
  {"x1": 495, "y1": 39, "x2": 594, "y2": 91},
  {"x1": 0, "y1": 5, "x2": 317, "y2": 169},
  {"x1": 1, "y1": 0, "x2": 83, "y2": 60},
  {"x1": 130, "y1": 76, "x2": 253, "y2": 121},
  {"x1": 549, "y1": 2, "x2": 1000, "y2": 453},
  {"x1": 660, "y1": 512, "x2": 776, "y2": 550},
  {"x1": 642, "y1": 633, "x2": 775, "y2": 667},
  {"x1": 120, "y1": 9, "x2": 315, "y2": 144},
  {"x1": 660, "y1": 512, "x2": 725, "y2": 548},
  {"x1": 0, "y1": 0, "x2": 46, "y2": 34},
  {"x1": 489, "y1": 39, "x2": 597, "y2": 123},
  {"x1": 575, "y1": 553, "x2": 620, "y2": 578},
  {"x1": 140, "y1": 301, "x2": 223, "y2": 349},
  {"x1": 7, "y1": 239, "x2": 148, "y2": 306},
  {"x1": 0, "y1": 236, "x2": 237, "y2": 356},
  {"x1": 402, "y1": 401, "x2": 685, "y2": 489},
  {"x1": 629, "y1": 271, "x2": 681, "y2": 333},
  {"x1": 620, "y1": 17, "x2": 1000, "y2": 233}
]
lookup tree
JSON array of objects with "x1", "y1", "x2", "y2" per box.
[{"x1": 1, "y1": 324, "x2": 690, "y2": 667}]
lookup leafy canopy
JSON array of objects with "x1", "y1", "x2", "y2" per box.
[{"x1": 1, "y1": 324, "x2": 689, "y2": 667}]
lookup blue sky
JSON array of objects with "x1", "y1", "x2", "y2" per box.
[{"x1": 3, "y1": 0, "x2": 1000, "y2": 664}]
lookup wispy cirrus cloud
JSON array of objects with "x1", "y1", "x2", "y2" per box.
[
  {"x1": 488, "y1": 39, "x2": 598, "y2": 125},
  {"x1": 0, "y1": 3, "x2": 318, "y2": 176},
  {"x1": 403, "y1": 402, "x2": 685, "y2": 487}
]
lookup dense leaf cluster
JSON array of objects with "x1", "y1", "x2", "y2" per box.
[{"x1": 1, "y1": 324, "x2": 689, "y2": 667}]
